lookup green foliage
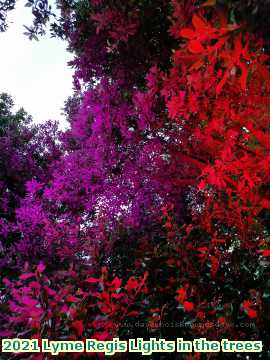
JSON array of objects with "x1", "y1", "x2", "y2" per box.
[{"x1": 0, "y1": 92, "x2": 32, "y2": 133}]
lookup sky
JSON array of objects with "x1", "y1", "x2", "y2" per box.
[{"x1": 0, "y1": 1, "x2": 74, "y2": 128}]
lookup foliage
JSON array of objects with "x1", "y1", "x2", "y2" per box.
[
  {"x1": 0, "y1": 93, "x2": 61, "y2": 275},
  {"x1": 1, "y1": 1, "x2": 270, "y2": 359}
]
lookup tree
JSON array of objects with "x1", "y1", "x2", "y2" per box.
[
  {"x1": 0, "y1": 93, "x2": 61, "y2": 274},
  {"x1": 1, "y1": 1, "x2": 270, "y2": 358}
]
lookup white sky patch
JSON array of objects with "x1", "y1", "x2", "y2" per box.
[{"x1": 0, "y1": 1, "x2": 74, "y2": 128}]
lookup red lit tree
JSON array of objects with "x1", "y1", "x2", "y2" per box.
[{"x1": 1, "y1": 1, "x2": 270, "y2": 358}]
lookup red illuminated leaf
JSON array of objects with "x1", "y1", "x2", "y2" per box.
[
  {"x1": 176, "y1": 287, "x2": 186, "y2": 304},
  {"x1": 183, "y1": 301, "x2": 194, "y2": 312},
  {"x1": 247, "y1": 309, "x2": 257, "y2": 319},
  {"x1": 111, "y1": 276, "x2": 122, "y2": 289},
  {"x1": 66, "y1": 295, "x2": 80, "y2": 303},
  {"x1": 180, "y1": 28, "x2": 196, "y2": 39},
  {"x1": 242, "y1": 300, "x2": 252, "y2": 309},
  {"x1": 72, "y1": 320, "x2": 84, "y2": 336},
  {"x1": 126, "y1": 277, "x2": 139, "y2": 291},
  {"x1": 216, "y1": 69, "x2": 230, "y2": 95},
  {"x1": 85, "y1": 277, "x2": 100, "y2": 284},
  {"x1": 188, "y1": 40, "x2": 204, "y2": 54},
  {"x1": 262, "y1": 249, "x2": 270, "y2": 257},
  {"x1": 239, "y1": 63, "x2": 248, "y2": 90},
  {"x1": 189, "y1": 59, "x2": 204, "y2": 71},
  {"x1": 261, "y1": 200, "x2": 270, "y2": 210},
  {"x1": 192, "y1": 14, "x2": 208, "y2": 30}
]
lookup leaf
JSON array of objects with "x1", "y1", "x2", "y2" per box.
[
  {"x1": 202, "y1": 0, "x2": 216, "y2": 6},
  {"x1": 192, "y1": 14, "x2": 208, "y2": 30},
  {"x1": 126, "y1": 311, "x2": 140, "y2": 317},
  {"x1": 216, "y1": 69, "x2": 230, "y2": 95},
  {"x1": 180, "y1": 28, "x2": 196, "y2": 39},
  {"x1": 183, "y1": 301, "x2": 194, "y2": 312},
  {"x1": 44, "y1": 286, "x2": 56, "y2": 296},
  {"x1": 261, "y1": 199, "x2": 270, "y2": 210},
  {"x1": 197, "y1": 246, "x2": 208, "y2": 253},
  {"x1": 111, "y1": 276, "x2": 122, "y2": 289},
  {"x1": 188, "y1": 40, "x2": 204, "y2": 54},
  {"x1": 37, "y1": 263, "x2": 45, "y2": 273},
  {"x1": 176, "y1": 287, "x2": 186, "y2": 304},
  {"x1": 19, "y1": 273, "x2": 35, "y2": 281},
  {"x1": 20, "y1": 296, "x2": 39, "y2": 306},
  {"x1": 198, "y1": 179, "x2": 206, "y2": 190},
  {"x1": 247, "y1": 309, "x2": 257, "y2": 319},
  {"x1": 85, "y1": 277, "x2": 100, "y2": 284},
  {"x1": 189, "y1": 59, "x2": 204, "y2": 71},
  {"x1": 94, "y1": 331, "x2": 109, "y2": 341},
  {"x1": 29, "y1": 281, "x2": 40, "y2": 289},
  {"x1": 111, "y1": 293, "x2": 126, "y2": 300},
  {"x1": 262, "y1": 249, "x2": 270, "y2": 257},
  {"x1": 242, "y1": 299, "x2": 252, "y2": 309},
  {"x1": 66, "y1": 295, "x2": 80, "y2": 303},
  {"x1": 126, "y1": 277, "x2": 139, "y2": 291},
  {"x1": 72, "y1": 320, "x2": 84, "y2": 336}
]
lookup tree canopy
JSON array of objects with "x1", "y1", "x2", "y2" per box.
[{"x1": 1, "y1": 1, "x2": 270, "y2": 359}]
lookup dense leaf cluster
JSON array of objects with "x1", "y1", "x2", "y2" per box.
[{"x1": 1, "y1": 1, "x2": 270, "y2": 359}]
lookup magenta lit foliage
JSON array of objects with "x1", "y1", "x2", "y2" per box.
[
  {"x1": 0, "y1": 108, "x2": 61, "y2": 270},
  {"x1": 15, "y1": 73, "x2": 191, "y2": 265}
]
